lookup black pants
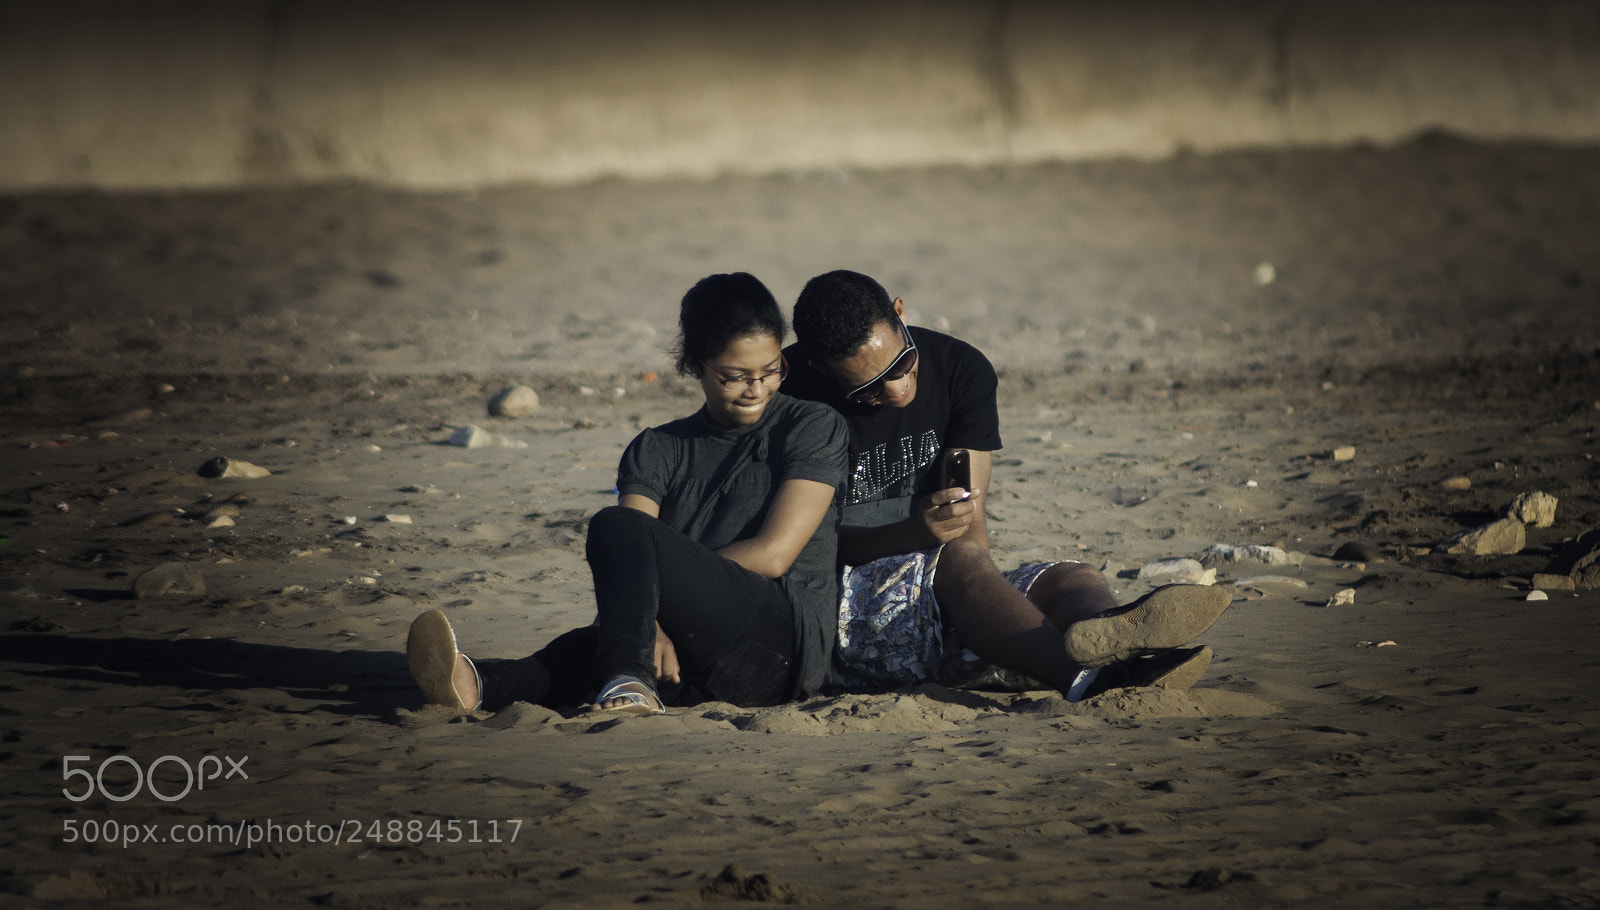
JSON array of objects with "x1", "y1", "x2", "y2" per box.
[{"x1": 474, "y1": 506, "x2": 799, "y2": 710}]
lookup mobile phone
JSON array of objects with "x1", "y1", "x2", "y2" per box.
[{"x1": 942, "y1": 448, "x2": 971, "y2": 493}]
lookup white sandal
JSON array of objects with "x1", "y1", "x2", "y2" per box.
[{"x1": 590, "y1": 675, "x2": 665, "y2": 715}]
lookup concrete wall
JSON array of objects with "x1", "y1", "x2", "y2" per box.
[{"x1": 2, "y1": 0, "x2": 1597, "y2": 191}]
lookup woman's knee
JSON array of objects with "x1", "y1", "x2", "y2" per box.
[{"x1": 585, "y1": 504, "x2": 656, "y2": 558}]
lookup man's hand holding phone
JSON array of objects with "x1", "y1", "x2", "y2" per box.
[{"x1": 912, "y1": 449, "x2": 978, "y2": 546}]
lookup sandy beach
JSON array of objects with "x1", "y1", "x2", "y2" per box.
[{"x1": 3, "y1": 137, "x2": 1599, "y2": 907}]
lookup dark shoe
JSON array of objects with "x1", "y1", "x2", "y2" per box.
[
  {"x1": 1063, "y1": 585, "x2": 1232, "y2": 667},
  {"x1": 1086, "y1": 646, "x2": 1213, "y2": 698}
]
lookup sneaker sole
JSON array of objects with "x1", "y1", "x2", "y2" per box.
[
  {"x1": 1064, "y1": 585, "x2": 1233, "y2": 667},
  {"x1": 407, "y1": 609, "x2": 466, "y2": 708}
]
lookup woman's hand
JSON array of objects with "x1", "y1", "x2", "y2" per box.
[{"x1": 653, "y1": 622, "x2": 680, "y2": 684}]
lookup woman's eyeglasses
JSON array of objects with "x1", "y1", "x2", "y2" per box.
[
  {"x1": 707, "y1": 355, "x2": 788, "y2": 392},
  {"x1": 844, "y1": 319, "x2": 918, "y2": 404}
]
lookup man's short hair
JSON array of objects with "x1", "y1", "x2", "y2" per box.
[{"x1": 792, "y1": 270, "x2": 898, "y2": 363}]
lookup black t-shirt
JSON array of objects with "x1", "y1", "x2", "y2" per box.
[
  {"x1": 615, "y1": 392, "x2": 848, "y2": 697},
  {"x1": 783, "y1": 326, "x2": 1002, "y2": 529}
]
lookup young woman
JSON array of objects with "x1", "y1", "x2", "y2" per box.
[{"x1": 406, "y1": 273, "x2": 848, "y2": 714}]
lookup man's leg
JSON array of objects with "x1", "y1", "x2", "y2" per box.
[
  {"x1": 933, "y1": 539, "x2": 1087, "y2": 692},
  {"x1": 935, "y1": 544, "x2": 1232, "y2": 684},
  {"x1": 1004, "y1": 554, "x2": 1235, "y2": 668},
  {"x1": 1023, "y1": 561, "x2": 1119, "y2": 629}
]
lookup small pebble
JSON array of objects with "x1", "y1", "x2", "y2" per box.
[
  {"x1": 1440, "y1": 476, "x2": 1472, "y2": 491},
  {"x1": 205, "y1": 515, "x2": 235, "y2": 529},
  {"x1": 382, "y1": 514, "x2": 413, "y2": 524},
  {"x1": 1525, "y1": 590, "x2": 1549, "y2": 601},
  {"x1": 340, "y1": 516, "x2": 358, "y2": 525},
  {"x1": 1331, "y1": 446, "x2": 1356, "y2": 462},
  {"x1": 1325, "y1": 588, "x2": 1356, "y2": 607}
]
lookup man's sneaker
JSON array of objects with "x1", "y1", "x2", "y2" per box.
[
  {"x1": 1063, "y1": 585, "x2": 1232, "y2": 667},
  {"x1": 1085, "y1": 645, "x2": 1213, "y2": 698},
  {"x1": 407, "y1": 609, "x2": 470, "y2": 708}
]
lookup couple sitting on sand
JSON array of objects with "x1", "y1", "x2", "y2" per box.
[{"x1": 407, "y1": 270, "x2": 1231, "y2": 715}]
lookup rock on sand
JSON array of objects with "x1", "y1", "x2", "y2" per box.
[
  {"x1": 133, "y1": 562, "x2": 206, "y2": 598},
  {"x1": 1543, "y1": 526, "x2": 1600, "y2": 588},
  {"x1": 447, "y1": 425, "x2": 492, "y2": 448},
  {"x1": 1437, "y1": 517, "x2": 1527, "y2": 556},
  {"x1": 1198, "y1": 543, "x2": 1301, "y2": 566},
  {"x1": 1137, "y1": 558, "x2": 1216, "y2": 585},
  {"x1": 197, "y1": 456, "x2": 271, "y2": 479},
  {"x1": 1507, "y1": 491, "x2": 1558, "y2": 528},
  {"x1": 487, "y1": 385, "x2": 540, "y2": 417}
]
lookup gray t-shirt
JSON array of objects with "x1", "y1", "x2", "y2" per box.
[{"x1": 615, "y1": 392, "x2": 848, "y2": 697}]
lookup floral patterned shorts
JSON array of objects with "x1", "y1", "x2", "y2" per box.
[{"x1": 831, "y1": 550, "x2": 1062, "y2": 689}]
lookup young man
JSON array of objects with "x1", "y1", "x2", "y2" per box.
[{"x1": 782, "y1": 270, "x2": 1231, "y2": 700}]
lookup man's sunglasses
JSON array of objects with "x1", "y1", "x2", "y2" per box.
[{"x1": 844, "y1": 319, "x2": 918, "y2": 404}]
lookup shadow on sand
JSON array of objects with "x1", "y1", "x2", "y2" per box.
[{"x1": 0, "y1": 634, "x2": 416, "y2": 717}]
